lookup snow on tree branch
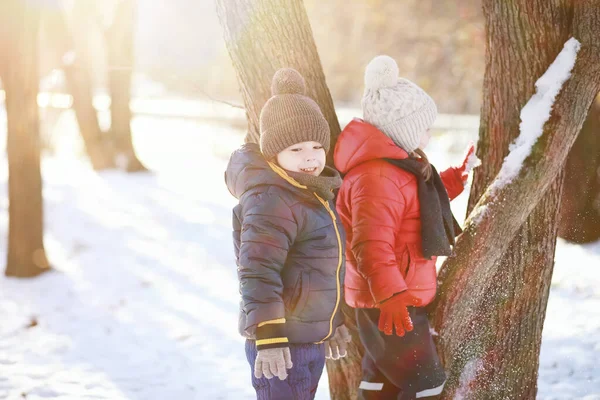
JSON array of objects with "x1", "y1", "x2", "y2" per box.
[{"x1": 490, "y1": 37, "x2": 581, "y2": 193}]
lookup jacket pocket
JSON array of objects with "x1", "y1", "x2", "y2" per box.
[
  {"x1": 295, "y1": 271, "x2": 311, "y2": 316},
  {"x1": 404, "y1": 245, "x2": 417, "y2": 286},
  {"x1": 285, "y1": 271, "x2": 311, "y2": 316},
  {"x1": 239, "y1": 300, "x2": 252, "y2": 338}
]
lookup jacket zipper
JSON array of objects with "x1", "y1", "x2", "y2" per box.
[
  {"x1": 265, "y1": 161, "x2": 343, "y2": 343},
  {"x1": 314, "y1": 194, "x2": 343, "y2": 344}
]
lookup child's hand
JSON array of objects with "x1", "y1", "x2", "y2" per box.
[
  {"x1": 378, "y1": 291, "x2": 423, "y2": 336},
  {"x1": 456, "y1": 143, "x2": 481, "y2": 185},
  {"x1": 325, "y1": 324, "x2": 352, "y2": 360},
  {"x1": 254, "y1": 347, "x2": 293, "y2": 380}
]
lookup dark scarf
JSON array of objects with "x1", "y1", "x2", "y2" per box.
[
  {"x1": 385, "y1": 157, "x2": 462, "y2": 259},
  {"x1": 286, "y1": 166, "x2": 342, "y2": 201}
]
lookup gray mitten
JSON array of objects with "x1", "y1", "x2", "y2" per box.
[
  {"x1": 254, "y1": 347, "x2": 293, "y2": 380},
  {"x1": 325, "y1": 324, "x2": 352, "y2": 360}
]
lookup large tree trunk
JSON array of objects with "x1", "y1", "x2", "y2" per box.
[
  {"x1": 215, "y1": 1, "x2": 362, "y2": 398},
  {"x1": 105, "y1": 0, "x2": 147, "y2": 172},
  {"x1": 41, "y1": 4, "x2": 115, "y2": 171},
  {"x1": 558, "y1": 96, "x2": 600, "y2": 243},
  {"x1": 215, "y1": 0, "x2": 341, "y2": 165},
  {"x1": 2, "y1": 1, "x2": 51, "y2": 277},
  {"x1": 431, "y1": 1, "x2": 600, "y2": 399}
]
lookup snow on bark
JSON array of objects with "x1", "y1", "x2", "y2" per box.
[
  {"x1": 490, "y1": 38, "x2": 581, "y2": 193},
  {"x1": 464, "y1": 152, "x2": 481, "y2": 175},
  {"x1": 454, "y1": 358, "x2": 484, "y2": 400}
]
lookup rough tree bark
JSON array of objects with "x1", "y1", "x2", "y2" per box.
[
  {"x1": 1, "y1": 0, "x2": 51, "y2": 277},
  {"x1": 105, "y1": 0, "x2": 147, "y2": 172},
  {"x1": 41, "y1": 4, "x2": 116, "y2": 170},
  {"x1": 431, "y1": 1, "x2": 600, "y2": 399},
  {"x1": 215, "y1": 0, "x2": 341, "y2": 165},
  {"x1": 215, "y1": 1, "x2": 362, "y2": 398},
  {"x1": 559, "y1": 96, "x2": 600, "y2": 243}
]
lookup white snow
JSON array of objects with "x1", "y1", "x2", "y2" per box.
[
  {"x1": 454, "y1": 358, "x2": 483, "y2": 400},
  {"x1": 463, "y1": 150, "x2": 481, "y2": 175},
  {"x1": 490, "y1": 37, "x2": 581, "y2": 193},
  {"x1": 467, "y1": 203, "x2": 489, "y2": 227},
  {"x1": 0, "y1": 105, "x2": 598, "y2": 399}
]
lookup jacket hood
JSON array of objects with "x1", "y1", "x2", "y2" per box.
[
  {"x1": 225, "y1": 143, "x2": 311, "y2": 200},
  {"x1": 333, "y1": 118, "x2": 409, "y2": 174}
]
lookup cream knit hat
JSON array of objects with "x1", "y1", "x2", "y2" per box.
[{"x1": 361, "y1": 55, "x2": 437, "y2": 153}]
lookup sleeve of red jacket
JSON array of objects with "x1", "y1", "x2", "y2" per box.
[
  {"x1": 349, "y1": 173, "x2": 408, "y2": 304},
  {"x1": 439, "y1": 167, "x2": 465, "y2": 201}
]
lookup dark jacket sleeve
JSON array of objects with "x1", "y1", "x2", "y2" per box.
[{"x1": 238, "y1": 192, "x2": 297, "y2": 350}]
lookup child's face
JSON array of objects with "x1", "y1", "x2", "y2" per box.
[
  {"x1": 419, "y1": 129, "x2": 431, "y2": 150},
  {"x1": 276, "y1": 141, "x2": 326, "y2": 176}
]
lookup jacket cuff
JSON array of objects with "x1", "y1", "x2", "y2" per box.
[
  {"x1": 246, "y1": 302, "x2": 286, "y2": 329},
  {"x1": 368, "y1": 268, "x2": 408, "y2": 304},
  {"x1": 256, "y1": 318, "x2": 289, "y2": 350}
]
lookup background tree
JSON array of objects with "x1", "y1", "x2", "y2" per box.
[
  {"x1": 40, "y1": 0, "x2": 147, "y2": 172},
  {"x1": 41, "y1": 3, "x2": 116, "y2": 170},
  {"x1": 215, "y1": 0, "x2": 362, "y2": 398},
  {"x1": 105, "y1": 0, "x2": 147, "y2": 172},
  {"x1": 431, "y1": 1, "x2": 600, "y2": 398},
  {"x1": 559, "y1": 97, "x2": 600, "y2": 243},
  {"x1": 1, "y1": 0, "x2": 51, "y2": 277}
]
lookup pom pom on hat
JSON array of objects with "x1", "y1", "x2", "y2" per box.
[
  {"x1": 364, "y1": 55, "x2": 399, "y2": 91},
  {"x1": 271, "y1": 68, "x2": 306, "y2": 95}
]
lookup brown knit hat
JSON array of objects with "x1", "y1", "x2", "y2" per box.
[{"x1": 259, "y1": 68, "x2": 330, "y2": 159}]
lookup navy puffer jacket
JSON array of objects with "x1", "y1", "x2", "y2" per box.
[{"x1": 225, "y1": 144, "x2": 345, "y2": 344}]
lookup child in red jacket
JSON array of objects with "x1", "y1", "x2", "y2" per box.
[{"x1": 334, "y1": 55, "x2": 479, "y2": 400}]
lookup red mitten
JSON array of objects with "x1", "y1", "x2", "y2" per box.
[
  {"x1": 378, "y1": 291, "x2": 423, "y2": 337},
  {"x1": 455, "y1": 143, "x2": 481, "y2": 186}
]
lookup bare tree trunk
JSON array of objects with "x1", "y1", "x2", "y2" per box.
[
  {"x1": 2, "y1": 0, "x2": 51, "y2": 277},
  {"x1": 64, "y1": 58, "x2": 117, "y2": 170},
  {"x1": 105, "y1": 0, "x2": 147, "y2": 172},
  {"x1": 326, "y1": 304, "x2": 364, "y2": 400},
  {"x1": 431, "y1": 1, "x2": 600, "y2": 398},
  {"x1": 215, "y1": 1, "x2": 361, "y2": 398},
  {"x1": 41, "y1": 5, "x2": 115, "y2": 170},
  {"x1": 559, "y1": 96, "x2": 600, "y2": 243},
  {"x1": 215, "y1": 0, "x2": 341, "y2": 165}
]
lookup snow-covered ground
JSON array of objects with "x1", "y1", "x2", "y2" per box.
[{"x1": 0, "y1": 108, "x2": 598, "y2": 399}]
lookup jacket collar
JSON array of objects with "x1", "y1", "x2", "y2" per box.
[{"x1": 334, "y1": 118, "x2": 409, "y2": 174}]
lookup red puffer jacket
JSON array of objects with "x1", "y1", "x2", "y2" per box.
[{"x1": 334, "y1": 119, "x2": 464, "y2": 308}]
